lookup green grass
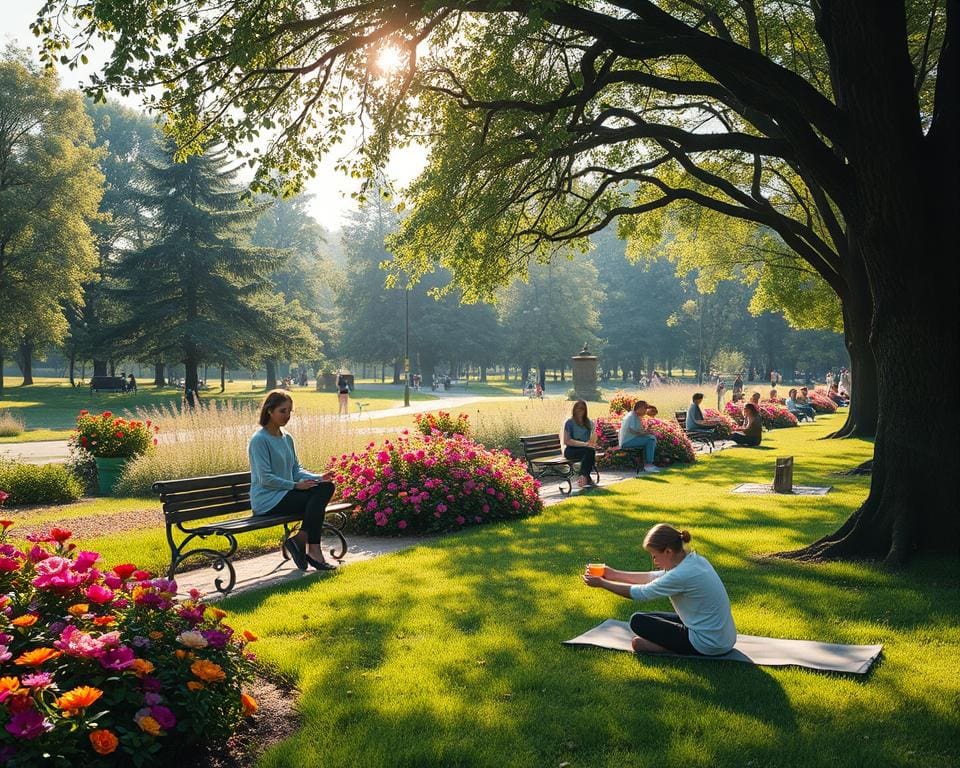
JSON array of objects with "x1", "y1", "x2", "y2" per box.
[{"x1": 11, "y1": 413, "x2": 959, "y2": 766}]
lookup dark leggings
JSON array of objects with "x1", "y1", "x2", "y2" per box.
[
  {"x1": 729, "y1": 433, "x2": 760, "y2": 447},
  {"x1": 629, "y1": 611, "x2": 703, "y2": 655},
  {"x1": 265, "y1": 482, "x2": 335, "y2": 544},
  {"x1": 563, "y1": 446, "x2": 596, "y2": 478}
]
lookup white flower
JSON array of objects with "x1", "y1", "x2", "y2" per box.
[{"x1": 176, "y1": 631, "x2": 208, "y2": 649}]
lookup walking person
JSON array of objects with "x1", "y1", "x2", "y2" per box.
[
  {"x1": 562, "y1": 400, "x2": 599, "y2": 490},
  {"x1": 583, "y1": 523, "x2": 736, "y2": 656},
  {"x1": 336, "y1": 372, "x2": 350, "y2": 416},
  {"x1": 248, "y1": 389, "x2": 338, "y2": 571},
  {"x1": 715, "y1": 375, "x2": 726, "y2": 411}
]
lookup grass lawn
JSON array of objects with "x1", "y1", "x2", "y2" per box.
[
  {"x1": 0, "y1": 378, "x2": 437, "y2": 441},
  {"x1": 7, "y1": 412, "x2": 957, "y2": 766}
]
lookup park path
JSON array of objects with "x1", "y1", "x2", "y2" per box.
[{"x1": 0, "y1": 388, "x2": 535, "y2": 464}]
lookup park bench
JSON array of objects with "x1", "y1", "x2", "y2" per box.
[
  {"x1": 519, "y1": 433, "x2": 602, "y2": 495},
  {"x1": 153, "y1": 472, "x2": 351, "y2": 595},
  {"x1": 90, "y1": 375, "x2": 128, "y2": 393},
  {"x1": 597, "y1": 422, "x2": 645, "y2": 474},
  {"x1": 674, "y1": 411, "x2": 717, "y2": 453}
]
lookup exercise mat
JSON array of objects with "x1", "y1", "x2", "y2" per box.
[{"x1": 564, "y1": 619, "x2": 882, "y2": 674}]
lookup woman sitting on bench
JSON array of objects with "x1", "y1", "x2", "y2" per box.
[
  {"x1": 248, "y1": 389, "x2": 338, "y2": 571},
  {"x1": 583, "y1": 523, "x2": 736, "y2": 656},
  {"x1": 562, "y1": 400, "x2": 598, "y2": 490}
]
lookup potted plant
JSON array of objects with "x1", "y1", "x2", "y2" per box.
[{"x1": 69, "y1": 411, "x2": 158, "y2": 495}]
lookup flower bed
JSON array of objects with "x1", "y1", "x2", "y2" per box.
[
  {"x1": 807, "y1": 390, "x2": 838, "y2": 413},
  {"x1": 607, "y1": 391, "x2": 640, "y2": 416},
  {"x1": 701, "y1": 408, "x2": 737, "y2": 439},
  {"x1": 0, "y1": 525, "x2": 258, "y2": 766},
  {"x1": 725, "y1": 401, "x2": 798, "y2": 429},
  {"x1": 595, "y1": 416, "x2": 696, "y2": 467},
  {"x1": 413, "y1": 411, "x2": 471, "y2": 438},
  {"x1": 327, "y1": 432, "x2": 542, "y2": 534},
  {"x1": 69, "y1": 411, "x2": 158, "y2": 458}
]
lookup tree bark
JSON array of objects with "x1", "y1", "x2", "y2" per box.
[
  {"x1": 265, "y1": 359, "x2": 277, "y2": 390},
  {"x1": 827, "y1": 277, "x2": 878, "y2": 439},
  {"x1": 68, "y1": 351, "x2": 76, "y2": 387},
  {"x1": 0, "y1": 347, "x2": 4, "y2": 393},
  {"x1": 153, "y1": 362, "x2": 164, "y2": 387},
  {"x1": 16, "y1": 341, "x2": 34, "y2": 385},
  {"x1": 220, "y1": 363, "x2": 226, "y2": 392}
]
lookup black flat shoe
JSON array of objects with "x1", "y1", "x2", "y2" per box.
[
  {"x1": 283, "y1": 538, "x2": 308, "y2": 570},
  {"x1": 306, "y1": 554, "x2": 338, "y2": 571}
]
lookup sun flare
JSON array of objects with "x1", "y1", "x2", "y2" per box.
[{"x1": 374, "y1": 45, "x2": 405, "y2": 75}]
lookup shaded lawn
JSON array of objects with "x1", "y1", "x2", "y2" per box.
[
  {"x1": 0, "y1": 379, "x2": 436, "y2": 440},
  {"x1": 201, "y1": 416, "x2": 959, "y2": 768}
]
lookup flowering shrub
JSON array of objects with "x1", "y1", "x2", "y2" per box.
[
  {"x1": 701, "y1": 408, "x2": 738, "y2": 439},
  {"x1": 607, "y1": 391, "x2": 639, "y2": 416},
  {"x1": 725, "y1": 401, "x2": 798, "y2": 429},
  {"x1": 0, "y1": 525, "x2": 258, "y2": 766},
  {"x1": 327, "y1": 432, "x2": 542, "y2": 534},
  {"x1": 413, "y1": 411, "x2": 472, "y2": 438},
  {"x1": 595, "y1": 416, "x2": 696, "y2": 467},
  {"x1": 807, "y1": 390, "x2": 838, "y2": 413},
  {"x1": 69, "y1": 411, "x2": 158, "y2": 459}
]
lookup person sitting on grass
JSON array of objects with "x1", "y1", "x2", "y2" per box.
[
  {"x1": 685, "y1": 393, "x2": 717, "y2": 432},
  {"x1": 248, "y1": 389, "x2": 338, "y2": 571},
  {"x1": 618, "y1": 400, "x2": 660, "y2": 473},
  {"x1": 785, "y1": 388, "x2": 815, "y2": 422},
  {"x1": 562, "y1": 400, "x2": 599, "y2": 490},
  {"x1": 729, "y1": 402, "x2": 763, "y2": 446},
  {"x1": 583, "y1": 523, "x2": 736, "y2": 656}
]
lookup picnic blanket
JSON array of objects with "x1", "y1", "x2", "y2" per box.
[{"x1": 564, "y1": 619, "x2": 882, "y2": 674}]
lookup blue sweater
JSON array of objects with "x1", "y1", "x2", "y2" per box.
[
  {"x1": 247, "y1": 428, "x2": 320, "y2": 514},
  {"x1": 629, "y1": 551, "x2": 737, "y2": 655}
]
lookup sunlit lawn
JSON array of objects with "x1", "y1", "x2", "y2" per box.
[{"x1": 7, "y1": 411, "x2": 959, "y2": 765}]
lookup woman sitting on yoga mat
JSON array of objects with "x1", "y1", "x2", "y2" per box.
[{"x1": 583, "y1": 524, "x2": 736, "y2": 655}]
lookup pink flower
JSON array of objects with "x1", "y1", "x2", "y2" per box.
[
  {"x1": 85, "y1": 584, "x2": 114, "y2": 604},
  {"x1": 32, "y1": 556, "x2": 85, "y2": 591},
  {"x1": 5, "y1": 708, "x2": 52, "y2": 740},
  {"x1": 27, "y1": 545, "x2": 50, "y2": 563},
  {"x1": 55, "y1": 625, "x2": 106, "y2": 658},
  {"x1": 99, "y1": 644, "x2": 136, "y2": 670},
  {"x1": 72, "y1": 550, "x2": 100, "y2": 572},
  {"x1": 21, "y1": 672, "x2": 53, "y2": 689},
  {"x1": 374, "y1": 512, "x2": 388, "y2": 527},
  {"x1": 456, "y1": 516, "x2": 466, "y2": 525},
  {"x1": 397, "y1": 520, "x2": 407, "y2": 530},
  {"x1": 0, "y1": 557, "x2": 19, "y2": 573},
  {"x1": 436, "y1": 504, "x2": 447, "y2": 514}
]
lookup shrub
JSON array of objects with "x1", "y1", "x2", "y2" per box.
[
  {"x1": 594, "y1": 416, "x2": 696, "y2": 467},
  {"x1": 607, "y1": 391, "x2": 639, "y2": 416},
  {"x1": 327, "y1": 432, "x2": 543, "y2": 534},
  {"x1": 0, "y1": 525, "x2": 259, "y2": 766},
  {"x1": 0, "y1": 411, "x2": 24, "y2": 438},
  {"x1": 701, "y1": 408, "x2": 738, "y2": 439},
  {"x1": 807, "y1": 390, "x2": 839, "y2": 413},
  {"x1": 414, "y1": 411, "x2": 471, "y2": 438},
  {"x1": 69, "y1": 411, "x2": 157, "y2": 459},
  {"x1": 0, "y1": 461, "x2": 82, "y2": 506},
  {"x1": 725, "y1": 401, "x2": 798, "y2": 429}
]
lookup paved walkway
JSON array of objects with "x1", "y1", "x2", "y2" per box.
[{"x1": 176, "y1": 467, "x2": 642, "y2": 601}]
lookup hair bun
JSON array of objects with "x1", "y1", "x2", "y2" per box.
[{"x1": 679, "y1": 530, "x2": 691, "y2": 543}]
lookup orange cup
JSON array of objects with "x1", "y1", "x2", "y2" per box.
[{"x1": 587, "y1": 563, "x2": 606, "y2": 577}]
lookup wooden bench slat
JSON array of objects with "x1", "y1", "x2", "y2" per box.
[
  {"x1": 157, "y1": 484, "x2": 252, "y2": 506},
  {"x1": 166, "y1": 500, "x2": 257, "y2": 524},
  {"x1": 153, "y1": 472, "x2": 252, "y2": 494},
  {"x1": 161, "y1": 490, "x2": 251, "y2": 514}
]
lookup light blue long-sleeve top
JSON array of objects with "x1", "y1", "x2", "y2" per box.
[
  {"x1": 628, "y1": 551, "x2": 737, "y2": 655},
  {"x1": 248, "y1": 428, "x2": 320, "y2": 514}
]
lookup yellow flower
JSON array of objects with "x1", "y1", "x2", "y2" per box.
[
  {"x1": 90, "y1": 729, "x2": 119, "y2": 755},
  {"x1": 68, "y1": 603, "x2": 90, "y2": 617},
  {"x1": 57, "y1": 685, "x2": 104, "y2": 715},
  {"x1": 241, "y1": 692, "x2": 258, "y2": 716},
  {"x1": 0, "y1": 677, "x2": 20, "y2": 695},
  {"x1": 190, "y1": 659, "x2": 226, "y2": 684},
  {"x1": 136, "y1": 715, "x2": 162, "y2": 736}
]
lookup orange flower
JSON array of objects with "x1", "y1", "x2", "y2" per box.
[
  {"x1": 211, "y1": 608, "x2": 228, "y2": 621},
  {"x1": 68, "y1": 603, "x2": 90, "y2": 617},
  {"x1": 190, "y1": 659, "x2": 226, "y2": 684},
  {"x1": 90, "y1": 729, "x2": 119, "y2": 755},
  {"x1": 175, "y1": 649, "x2": 194, "y2": 660},
  {"x1": 93, "y1": 615, "x2": 117, "y2": 627},
  {"x1": 0, "y1": 677, "x2": 20, "y2": 695},
  {"x1": 11, "y1": 614, "x2": 38, "y2": 628},
  {"x1": 186, "y1": 681, "x2": 205, "y2": 692},
  {"x1": 136, "y1": 715, "x2": 161, "y2": 736},
  {"x1": 14, "y1": 647, "x2": 61, "y2": 667},
  {"x1": 148, "y1": 631, "x2": 164, "y2": 640},
  {"x1": 57, "y1": 685, "x2": 104, "y2": 715},
  {"x1": 129, "y1": 658, "x2": 155, "y2": 677},
  {"x1": 242, "y1": 629, "x2": 258, "y2": 642},
  {"x1": 241, "y1": 692, "x2": 258, "y2": 716}
]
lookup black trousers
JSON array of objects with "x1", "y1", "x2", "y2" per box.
[
  {"x1": 729, "y1": 433, "x2": 760, "y2": 446},
  {"x1": 563, "y1": 446, "x2": 596, "y2": 478},
  {"x1": 265, "y1": 482, "x2": 335, "y2": 544},
  {"x1": 629, "y1": 611, "x2": 702, "y2": 655}
]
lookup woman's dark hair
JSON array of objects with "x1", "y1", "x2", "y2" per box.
[
  {"x1": 571, "y1": 400, "x2": 589, "y2": 427},
  {"x1": 743, "y1": 402, "x2": 759, "y2": 417},
  {"x1": 633, "y1": 399, "x2": 648, "y2": 413},
  {"x1": 643, "y1": 523, "x2": 691, "y2": 552},
  {"x1": 259, "y1": 389, "x2": 293, "y2": 427}
]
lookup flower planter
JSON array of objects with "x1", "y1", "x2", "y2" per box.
[{"x1": 94, "y1": 456, "x2": 128, "y2": 496}]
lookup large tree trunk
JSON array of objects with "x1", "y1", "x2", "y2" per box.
[
  {"x1": 93, "y1": 359, "x2": 108, "y2": 377},
  {"x1": 220, "y1": 363, "x2": 226, "y2": 392},
  {"x1": 16, "y1": 341, "x2": 34, "y2": 385},
  {"x1": 827, "y1": 275, "x2": 878, "y2": 438},
  {"x1": 782, "y1": 1, "x2": 960, "y2": 563},
  {"x1": 153, "y1": 362, "x2": 164, "y2": 387},
  {"x1": 0, "y1": 347, "x2": 4, "y2": 393},
  {"x1": 265, "y1": 359, "x2": 277, "y2": 390}
]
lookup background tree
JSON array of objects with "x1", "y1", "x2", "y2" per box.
[
  {"x1": 0, "y1": 46, "x2": 101, "y2": 391},
  {"x1": 38, "y1": 1, "x2": 958, "y2": 562}
]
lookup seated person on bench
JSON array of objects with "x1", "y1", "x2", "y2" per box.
[
  {"x1": 729, "y1": 402, "x2": 762, "y2": 446},
  {"x1": 618, "y1": 400, "x2": 660, "y2": 473},
  {"x1": 583, "y1": 523, "x2": 736, "y2": 656},
  {"x1": 562, "y1": 400, "x2": 598, "y2": 490},
  {"x1": 785, "y1": 388, "x2": 815, "y2": 422},
  {"x1": 685, "y1": 393, "x2": 717, "y2": 432},
  {"x1": 248, "y1": 389, "x2": 338, "y2": 571}
]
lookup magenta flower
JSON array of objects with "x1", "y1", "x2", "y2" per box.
[
  {"x1": 151, "y1": 705, "x2": 177, "y2": 730},
  {"x1": 0, "y1": 557, "x2": 19, "y2": 573},
  {"x1": 31, "y1": 556, "x2": 85, "y2": 591},
  {"x1": 374, "y1": 512, "x2": 388, "y2": 526},
  {"x1": 55, "y1": 625, "x2": 105, "y2": 658},
  {"x1": 21, "y1": 672, "x2": 53, "y2": 689},
  {"x1": 99, "y1": 644, "x2": 136, "y2": 670},
  {"x1": 72, "y1": 550, "x2": 100, "y2": 572},
  {"x1": 397, "y1": 520, "x2": 408, "y2": 530},
  {"x1": 85, "y1": 584, "x2": 115, "y2": 604},
  {"x1": 5, "y1": 709, "x2": 52, "y2": 740}
]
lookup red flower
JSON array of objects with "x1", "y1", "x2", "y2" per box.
[
  {"x1": 79, "y1": 409, "x2": 89, "y2": 416},
  {"x1": 112, "y1": 563, "x2": 138, "y2": 579},
  {"x1": 50, "y1": 528, "x2": 73, "y2": 543},
  {"x1": 115, "y1": 431, "x2": 124, "y2": 438},
  {"x1": 0, "y1": 520, "x2": 13, "y2": 530},
  {"x1": 101, "y1": 411, "x2": 112, "y2": 418}
]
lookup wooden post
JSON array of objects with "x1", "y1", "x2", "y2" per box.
[{"x1": 773, "y1": 456, "x2": 794, "y2": 493}]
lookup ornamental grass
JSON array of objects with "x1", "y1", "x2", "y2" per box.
[{"x1": 0, "y1": 524, "x2": 258, "y2": 766}]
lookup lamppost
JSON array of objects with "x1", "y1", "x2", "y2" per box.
[{"x1": 403, "y1": 288, "x2": 410, "y2": 407}]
